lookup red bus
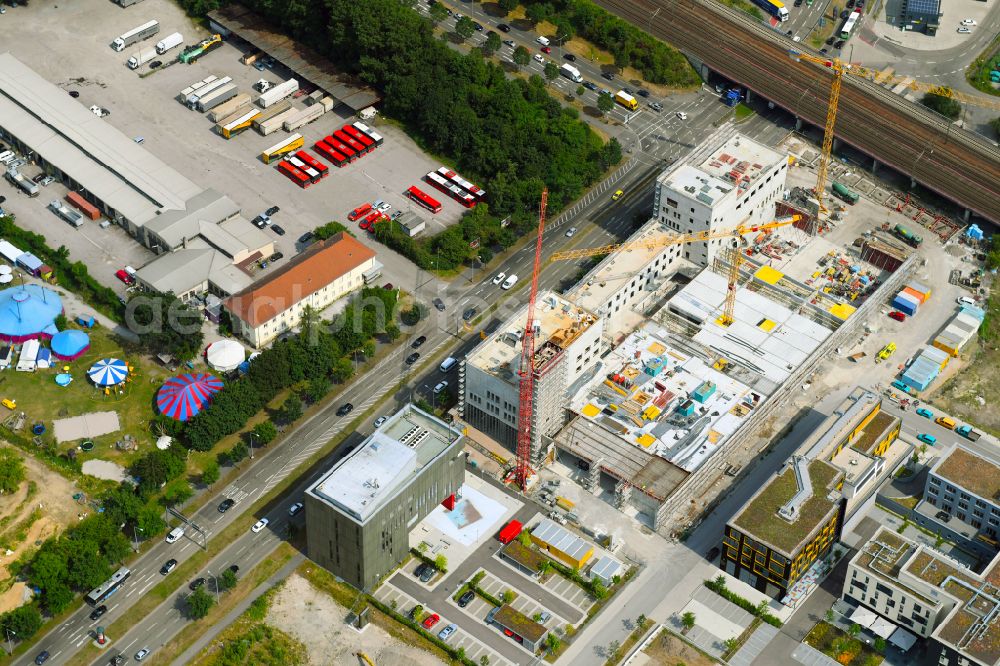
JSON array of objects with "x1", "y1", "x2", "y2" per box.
[
  {"x1": 288, "y1": 155, "x2": 321, "y2": 184},
  {"x1": 333, "y1": 129, "x2": 367, "y2": 156},
  {"x1": 406, "y1": 186, "x2": 442, "y2": 214},
  {"x1": 425, "y1": 171, "x2": 476, "y2": 208},
  {"x1": 438, "y1": 166, "x2": 486, "y2": 201},
  {"x1": 497, "y1": 520, "x2": 523, "y2": 544},
  {"x1": 352, "y1": 121, "x2": 384, "y2": 147},
  {"x1": 348, "y1": 202, "x2": 373, "y2": 221},
  {"x1": 277, "y1": 161, "x2": 311, "y2": 188},
  {"x1": 314, "y1": 140, "x2": 348, "y2": 168},
  {"x1": 342, "y1": 125, "x2": 375, "y2": 151},
  {"x1": 295, "y1": 150, "x2": 329, "y2": 179},
  {"x1": 325, "y1": 135, "x2": 356, "y2": 161}
]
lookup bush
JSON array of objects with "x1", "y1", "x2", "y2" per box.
[
  {"x1": 704, "y1": 578, "x2": 782, "y2": 627},
  {"x1": 186, "y1": 586, "x2": 215, "y2": 620},
  {"x1": 313, "y1": 221, "x2": 349, "y2": 240},
  {"x1": 0, "y1": 448, "x2": 26, "y2": 494},
  {"x1": 921, "y1": 91, "x2": 962, "y2": 120}
]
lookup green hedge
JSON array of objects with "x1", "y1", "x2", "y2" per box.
[
  {"x1": 704, "y1": 578, "x2": 783, "y2": 627},
  {"x1": 410, "y1": 548, "x2": 447, "y2": 573},
  {"x1": 366, "y1": 596, "x2": 477, "y2": 665}
]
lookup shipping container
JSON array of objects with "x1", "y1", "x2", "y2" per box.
[
  {"x1": 497, "y1": 520, "x2": 523, "y2": 544},
  {"x1": 207, "y1": 93, "x2": 252, "y2": 123},
  {"x1": 256, "y1": 108, "x2": 298, "y2": 136},
  {"x1": 905, "y1": 281, "x2": 931, "y2": 302},
  {"x1": 892, "y1": 292, "x2": 919, "y2": 316},
  {"x1": 902, "y1": 287, "x2": 925, "y2": 304},
  {"x1": 66, "y1": 192, "x2": 100, "y2": 220}
]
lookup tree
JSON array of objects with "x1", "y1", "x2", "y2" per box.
[
  {"x1": 0, "y1": 449, "x2": 24, "y2": 494},
  {"x1": 598, "y1": 92, "x2": 615, "y2": 115},
  {"x1": 277, "y1": 394, "x2": 303, "y2": 425},
  {"x1": 848, "y1": 623, "x2": 862, "y2": 638},
  {"x1": 428, "y1": 2, "x2": 448, "y2": 23},
  {"x1": 713, "y1": 574, "x2": 727, "y2": 591},
  {"x1": 201, "y1": 460, "x2": 220, "y2": 486},
  {"x1": 434, "y1": 553, "x2": 448, "y2": 571},
  {"x1": 251, "y1": 420, "x2": 277, "y2": 446},
  {"x1": 132, "y1": 447, "x2": 186, "y2": 496},
  {"x1": 544, "y1": 62, "x2": 559, "y2": 84},
  {"x1": 513, "y1": 45, "x2": 530, "y2": 70},
  {"x1": 0, "y1": 605, "x2": 43, "y2": 639},
  {"x1": 502, "y1": 589, "x2": 515, "y2": 604},
  {"x1": 607, "y1": 640, "x2": 621, "y2": 660},
  {"x1": 219, "y1": 568, "x2": 237, "y2": 591},
  {"x1": 483, "y1": 31, "x2": 501, "y2": 56},
  {"x1": 455, "y1": 16, "x2": 475, "y2": 40},
  {"x1": 538, "y1": 561, "x2": 552, "y2": 577},
  {"x1": 126, "y1": 292, "x2": 204, "y2": 361},
  {"x1": 921, "y1": 91, "x2": 962, "y2": 120},
  {"x1": 723, "y1": 637, "x2": 740, "y2": 653},
  {"x1": 479, "y1": 655, "x2": 491, "y2": 666},
  {"x1": 159, "y1": 479, "x2": 194, "y2": 508},
  {"x1": 992, "y1": 117, "x2": 1000, "y2": 140},
  {"x1": 186, "y1": 586, "x2": 215, "y2": 620},
  {"x1": 874, "y1": 636, "x2": 886, "y2": 653},
  {"x1": 636, "y1": 614, "x2": 647, "y2": 628},
  {"x1": 825, "y1": 608, "x2": 835, "y2": 623},
  {"x1": 576, "y1": 85, "x2": 585, "y2": 96},
  {"x1": 497, "y1": 0, "x2": 516, "y2": 14},
  {"x1": 681, "y1": 611, "x2": 696, "y2": 633},
  {"x1": 385, "y1": 324, "x2": 400, "y2": 342},
  {"x1": 313, "y1": 221, "x2": 349, "y2": 240},
  {"x1": 526, "y1": 4, "x2": 550, "y2": 23},
  {"x1": 546, "y1": 632, "x2": 561, "y2": 652},
  {"x1": 755, "y1": 599, "x2": 770, "y2": 616}
]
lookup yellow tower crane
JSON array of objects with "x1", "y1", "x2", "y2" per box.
[
  {"x1": 550, "y1": 217, "x2": 800, "y2": 326},
  {"x1": 786, "y1": 50, "x2": 1000, "y2": 214}
]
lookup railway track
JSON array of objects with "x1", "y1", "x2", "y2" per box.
[{"x1": 596, "y1": 0, "x2": 1000, "y2": 223}]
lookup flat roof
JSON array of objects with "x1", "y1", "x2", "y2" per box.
[
  {"x1": 208, "y1": 5, "x2": 381, "y2": 111},
  {"x1": 934, "y1": 446, "x2": 1000, "y2": 503},
  {"x1": 134, "y1": 243, "x2": 255, "y2": 297},
  {"x1": 307, "y1": 405, "x2": 462, "y2": 523},
  {"x1": 666, "y1": 268, "x2": 833, "y2": 385},
  {"x1": 0, "y1": 53, "x2": 203, "y2": 226},
  {"x1": 466, "y1": 291, "x2": 597, "y2": 384},
  {"x1": 567, "y1": 322, "x2": 757, "y2": 474},
  {"x1": 494, "y1": 605, "x2": 547, "y2": 643},
  {"x1": 732, "y1": 459, "x2": 841, "y2": 555},
  {"x1": 531, "y1": 517, "x2": 593, "y2": 562}
]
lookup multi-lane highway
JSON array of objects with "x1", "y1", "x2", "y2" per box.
[{"x1": 596, "y1": 0, "x2": 1000, "y2": 223}]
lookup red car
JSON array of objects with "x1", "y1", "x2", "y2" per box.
[
  {"x1": 422, "y1": 613, "x2": 440, "y2": 629},
  {"x1": 889, "y1": 311, "x2": 906, "y2": 322},
  {"x1": 540, "y1": 46, "x2": 552, "y2": 54},
  {"x1": 115, "y1": 269, "x2": 134, "y2": 285},
  {"x1": 359, "y1": 219, "x2": 372, "y2": 231}
]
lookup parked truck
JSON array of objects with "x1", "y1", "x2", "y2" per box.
[
  {"x1": 155, "y1": 32, "x2": 184, "y2": 55},
  {"x1": 614, "y1": 90, "x2": 638, "y2": 111},
  {"x1": 177, "y1": 75, "x2": 217, "y2": 103},
  {"x1": 48, "y1": 200, "x2": 83, "y2": 228},
  {"x1": 185, "y1": 76, "x2": 232, "y2": 107},
  {"x1": 559, "y1": 63, "x2": 583, "y2": 83},
  {"x1": 195, "y1": 84, "x2": 238, "y2": 113},
  {"x1": 256, "y1": 107, "x2": 298, "y2": 135},
  {"x1": 831, "y1": 181, "x2": 859, "y2": 205},
  {"x1": 282, "y1": 104, "x2": 324, "y2": 132},
  {"x1": 955, "y1": 425, "x2": 982, "y2": 441},
  {"x1": 5, "y1": 170, "x2": 39, "y2": 198},
  {"x1": 894, "y1": 224, "x2": 923, "y2": 248},
  {"x1": 127, "y1": 47, "x2": 157, "y2": 70},
  {"x1": 112, "y1": 20, "x2": 159, "y2": 52},
  {"x1": 722, "y1": 88, "x2": 741, "y2": 107},
  {"x1": 207, "y1": 93, "x2": 251, "y2": 123},
  {"x1": 252, "y1": 100, "x2": 292, "y2": 134},
  {"x1": 256, "y1": 79, "x2": 298, "y2": 108},
  {"x1": 179, "y1": 34, "x2": 222, "y2": 64}
]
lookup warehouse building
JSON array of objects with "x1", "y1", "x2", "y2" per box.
[
  {"x1": 529, "y1": 517, "x2": 595, "y2": 570},
  {"x1": 304, "y1": 404, "x2": 465, "y2": 591},
  {"x1": 224, "y1": 233, "x2": 376, "y2": 347}
]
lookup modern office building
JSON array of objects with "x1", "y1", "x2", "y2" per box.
[
  {"x1": 899, "y1": 0, "x2": 941, "y2": 35},
  {"x1": 925, "y1": 446, "x2": 1000, "y2": 540},
  {"x1": 224, "y1": 233, "x2": 376, "y2": 347},
  {"x1": 461, "y1": 291, "x2": 603, "y2": 467},
  {"x1": 723, "y1": 388, "x2": 904, "y2": 600},
  {"x1": 653, "y1": 128, "x2": 788, "y2": 266},
  {"x1": 845, "y1": 527, "x2": 1000, "y2": 665},
  {"x1": 304, "y1": 404, "x2": 465, "y2": 591}
]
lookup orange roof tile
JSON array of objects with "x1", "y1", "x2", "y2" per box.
[{"x1": 223, "y1": 233, "x2": 374, "y2": 328}]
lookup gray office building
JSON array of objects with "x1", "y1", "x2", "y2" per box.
[{"x1": 305, "y1": 404, "x2": 465, "y2": 591}]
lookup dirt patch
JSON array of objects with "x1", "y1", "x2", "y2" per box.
[
  {"x1": 643, "y1": 628, "x2": 717, "y2": 666},
  {"x1": 931, "y1": 336, "x2": 1000, "y2": 434},
  {"x1": 266, "y1": 573, "x2": 445, "y2": 666},
  {"x1": 0, "y1": 443, "x2": 80, "y2": 612}
]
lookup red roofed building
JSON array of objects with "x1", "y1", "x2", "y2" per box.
[{"x1": 224, "y1": 233, "x2": 377, "y2": 347}]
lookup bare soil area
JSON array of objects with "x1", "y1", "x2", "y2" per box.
[
  {"x1": 643, "y1": 628, "x2": 719, "y2": 666},
  {"x1": 0, "y1": 443, "x2": 80, "y2": 613},
  {"x1": 266, "y1": 573, "x2": 445, "y2": 666}
]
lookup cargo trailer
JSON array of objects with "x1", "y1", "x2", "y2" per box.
[
  {"x1": 256, "y1": 79, "x2": 298, "y2": 108},
  {"x1": 219, "y1": 109, "x2": 261, "y2": 139},
  {"x1": 282, "y1": 104, "x2": 324, "y2": 131},
  {"x1": 184, "y1": 76, "x2": 231, "y2": 107},
  {"x1": 261, "y1": 134, "x2": 304, "y2": 164},
  {"x1": 256, "y1": 108, "x2": 298, "y2": 136},
  {"x1": 195, "y1": 83, "x2": 238, "y2": 112},
  {"x1": 48, "y1": 201, "x2": 83, "y2": 228},
  {"x1": 207, "y1": 93, "x2": 252, "y2": 122},
  {"x1": 127, "y1": 47, "x2": 157, "y2": 70},
  {"x1": 112, "y1": 20, "x2": 159, "y2": 52},
  {"x1": 66, "y1": 192, "x2": 100, "y2": 220},
  {"x1": 177, "y1": 75, "x2": 218, "y2": 103}
]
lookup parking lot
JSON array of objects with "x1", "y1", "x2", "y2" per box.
[{"x1": 0, "y1": 0, "x2": 472, "y2": 292}]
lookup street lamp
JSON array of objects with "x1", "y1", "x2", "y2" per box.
[
  {"x1": 249, "y1": 431, "x2": 258, "y2": 460},
  {"x1": 5, "y1": 628, "x2": 15, "y2": 655},
  {"x1": 132, "y1": 525, "x2": 143, "y2": 552}
]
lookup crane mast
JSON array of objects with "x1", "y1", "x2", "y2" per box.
[{"x1": 515, "y1": 189, "x2": 547, "y2": 491}]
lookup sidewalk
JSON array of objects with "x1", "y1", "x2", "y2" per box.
[{"x1": 170, "y1": 553, "x2": 305, "y2": 666}]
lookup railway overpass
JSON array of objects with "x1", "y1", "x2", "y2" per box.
[{"x1": 597, "y1": 0, "x2": 1000, "y2": 224}]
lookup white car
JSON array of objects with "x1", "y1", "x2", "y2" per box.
[
  {"x1": 501, "y1": 274, "x2": 519, "y2": 290},
  {"x1": 565, "y1": 227, "x2": 577, "y2": 237},
  {"x1": 251, "y1": 518, "x2": 269, "y2": 533},
  {"x1": 288, "y1": 502, "x2": 303, "y2": 516},
  {"x1": 536, "y1": 36, "x2": 550, "y2": 46},
  {"x1": 533, "y1": 53, "x2": 545, "y2": 64},
  {"x1": 492, "y1": 272, "x2": 506, "y2": 285},
  {"x1": 958, "y1": 27, "x2": 972, "y2": 33},
  {"x1": 376, "y1": 201, "x2": 391, "y2": 213},
  {"x1": 39, "y1": 176, "x2": 55, "y2": 186},
  {"x1": 960, "y1": 18, "x2": 976, "y2": 25},
  {"x1": 676, "y1": 111, "x2": 688, "y2": 120},
  {"x1": 373, "y1": 415, "x2": 388, "y2": 428},
  {"x1": 135, "y1": 648, "x2": 150, "y2": 661}
]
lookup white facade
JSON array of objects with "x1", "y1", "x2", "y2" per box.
[{"x1": 654, "y1": 132, "x2": 788, "y2": 266}]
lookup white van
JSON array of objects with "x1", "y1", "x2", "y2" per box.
[
  {"x1": 501, "y1": 274, "x2": 519, "y2": 290},
  {"x1": 0, "y1": 151, "x2": 14, "y2": 164},
  {"x1": 433, "y1": 380, "x2": 449, "y2": 394},
  {"x1": 165, "y1": 526, "x2": 184, "y2": 544},
  {"x1": 957, "y1": 296, "x2": 975, "y2": 307},
  {"x1": 439, "y1": 357, "x2": 457, "y2": 373},
  {"x1": 536, "y1": 36, "x2": 550, "y2": 46}
]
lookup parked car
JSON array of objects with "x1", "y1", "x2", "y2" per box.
[
  {"x1": 492, "y1": 272, "x2": 506, "y2": 285},
  {"x1": 649, "y1": 102, "x2": 664, "y2": 112},
  {"x1": 135, "y1": 648, "x2": 150, "y2": 662},
  {"x1": 268, "y1": 252, "x2": 283, "y2": 262},
  {"x1": 298, "y1": 231, "x2": 314, "y2": 244},
  {"x1": 373, "y1": 415, "x2": 388, "y2": 428},
  {"x1": 420, "y1": 564, "x2": 435, "y2": 582},
  {"x1": 539, "y1": 611, "x2": 551, "y2": 623},
  {"x1": 160, "y1": 558, "x2": 177, "y2": 575},
  {"x1": 266, "y1": 205, "x2": 280, "y2": 216},
  {"x1": 412, "y1": 335, "x2": 427, "y2": 348},
  {"x1": 601, "y1": 71, "x2": 615, "y2": 81},
  {"x1": 433, "y1": 298, "x2": 446, "y2": 311},
  {"x1": 473, "y1": 21, "x2": 484, "y2": 31},
  {"x1": 960, "y1": 18, "x2": 976, "y2": 25},
  {"x1": 115, "y1": 269, "x2": 134, "y2": 285},
  {"x1": 917, "y1": 433, "x2": 937, "y2": 445},
  {"x1": 706, "y1": 546, "x2": 721, "y2": 562},
  {"x1": 438, "y1": 624, "x2": 457, "y2": 640},
  {"x1": 533, "y1": 53, "x2": 545, "y2": 64},
  {"x1": 916, "y1": 407, "x2": 934, "y2": 419},
  {"x1": 422, "y1": 613, "x2": 440, "y2": 629},
  {"x1": 565, "y1": 227, "x2": 577, "y2": 237},
  {"x1": 958, "y1": 27, "x2": 972, "y2": 33},
  {"x1": 503, "y1": 39, "x2": 515, "y2": 48},
  {"x1": 89, "y1": 605, "x2": 108, "y2": 621},
  {"x1": 582, "y1": 81, "x2": 597, "y2": 91},
  {"x1": 68, "y1": 90, "x2": 80, "y2": 98},
  {"x1": 637, "y1": 89, "x2": 650, "y2": 98},
  {"x1": 110, "y1": 655, "x2": 126, "y2": 666},
  {"x1": 39, "y1": 176, "x2": 54, "y2": 186},
  {"x1": 251, "y1": 518, "x2": 269, "y2": 533},
  {"x1": 563, "y1": 53, "x2": 576, "y2": 61},
  {"x1": 150, "y1": 60, "x2": 162, "y2": 69},
  {"x1": 462, "y1": 308, "x2": 477, "y2": 322},
  {"x1": 676, "y1": 111, "x2": 688, "y2": 120},
  {"x1": 936, "y1": 510, "x2": 952, "y2": 522},
  {"x1": 218, "y1": 498, "x2": 235, "y2": 513},
  {"x1": 406, "y1": 352, "x2": 420, "y2": 365},
  {"x1": 270, "y1": 224, "x2": 285, "y2": 236},
  {"x1": 498, "y1": 23, "x2": 511, "y2": 32},
  {"x1": 288, "y1": 502, "x2": 304, "y2": 516},
  {"x1": 337, "y1": 403, "x2": 354, "y2": 416},
  {"x1": 458, "y1": 590, "x2": 475, "y2": 607},
  {"x1": 189, "y1": 578, "x2": 206, "y2": 591}
]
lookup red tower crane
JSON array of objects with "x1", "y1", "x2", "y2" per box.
[{"x1": 515, "y1": 188, "x2": 547, "y2": 491}]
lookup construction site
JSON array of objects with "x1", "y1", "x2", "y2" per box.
[{"x1": 459, "y1": 124, "x2": 946, "y2": 532}]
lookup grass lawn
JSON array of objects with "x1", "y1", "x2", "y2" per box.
[
  {"x1": 1, "y1": 326, "x2": 171, "y2": 470},
  {"x1": 805, "y1": 622, "x2": 884, "y2": 666},
  {"x1": 808, "y1": 11, "x2": 840, "y2": 50},
  {"x1": 735, "y1": 103, "x2": 756, "y2": 121},
  {"x1": 965, "y1": 36, "x2": 1000, "y2": 97}
]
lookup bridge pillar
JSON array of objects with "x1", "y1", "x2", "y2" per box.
[
  {"x1": 795, "y1": 117, "x2": 803, "y2": 131},
  {"x1": 872, "y1": 158, "x2": 879, "y2": 174},
  {"x1": 911, "y1": 177, "x2": 917, "y2": 189},
  {"x1": 744, "y1": 89, "x2": 752, "y2": 103},
  {"x1": 832, "y1": 138, "x2": 841, "y2": 153},
  {"x1": 963, "y1": 209, "x2": 972, "y2": 222},
  {"x1": 700, "y1": 63, "x2": 710, "y2": 81}
]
